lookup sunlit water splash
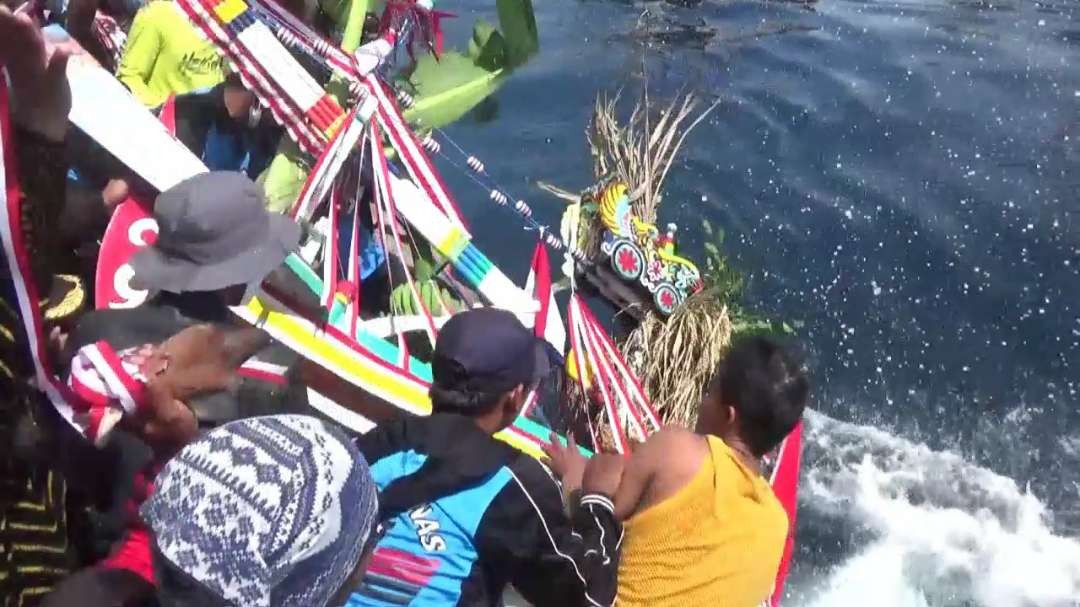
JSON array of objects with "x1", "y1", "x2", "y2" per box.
[{"x1": 793, "y1": 410, "x2": 1080, "y2": 606}]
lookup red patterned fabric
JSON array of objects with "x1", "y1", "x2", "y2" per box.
[
  {"x1": 99, "y1": 461, "x2": 161, "y2": 584},
  {"x1": 67, "y1": 341, "x2": 151, "y2": 446}
]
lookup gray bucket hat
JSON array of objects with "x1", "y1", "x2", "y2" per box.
[{"x1": 131, "y1": 172, "x2": 301, "y2": 293}]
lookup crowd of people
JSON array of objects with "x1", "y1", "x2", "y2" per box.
[{"x1": 0, "y1": 2, "x2": 810, "y2": 606}]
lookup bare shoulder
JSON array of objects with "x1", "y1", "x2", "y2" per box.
[
  {"x1": 645, "y1": 426, "x2": 707, "y2": 450},
  {"x1": 620, "y1": 427, "x2": 710, "y2": 516},
  {"x1": 639, "y1": 427, "x2": 709, "y2": 473},
  {"x1": 649, "y1": 425, "x2": 699, "y2": 442}
]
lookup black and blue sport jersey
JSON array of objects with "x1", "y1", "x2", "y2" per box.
[{"x1": 349, "y1": 414, "x2": 621, "y2": 607}]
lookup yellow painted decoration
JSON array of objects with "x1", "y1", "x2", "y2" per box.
[
  {"x1": 213, "y1": 0, "x2": 247, "y2": 23},
  {"x1": 598, "y1": 181, "x2": 628, "y2": 235},
  {"x1": 437, "y1": 226, "x2": 470, "y2": 260},
  {"x1": 565, "y1": 347, "x2": 593, "y2": 389},
  {"x1": 325, "y1": 113, "x2": 347, "y2": 140},
  {"x1": 598, "y1": 181, "x2": 658, "y2": 243},
  {"x1": 656, "y1": 249, "x2": 699, "y2": 273},
  {"x1": 243, "y1": 296, "x2": 429, "y2": 415},
  {"x1": 240, "y1": 296, "x2": 548, "y2": 458}
]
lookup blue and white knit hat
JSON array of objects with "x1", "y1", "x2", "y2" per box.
[{"x1": 142, "y1": 415, "x2": 378, "y2": 607}]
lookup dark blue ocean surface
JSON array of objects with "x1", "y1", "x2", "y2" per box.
[{"x1": 435, "y1": 0, "x2": 1080, "y2": 603}]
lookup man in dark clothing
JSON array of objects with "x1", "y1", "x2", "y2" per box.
[
  {"x1": 62, "y1": 170, "x2": 306, "y2": 422},
  {"x1": 42, "y1": 171, "x2": 304, "y2": 607},
  {"x1": 350, "y1": 308, "x2": 624, "y2": 607},
  {"x1": 171, "y1": 77, "x2": 281, "y2": 178}
]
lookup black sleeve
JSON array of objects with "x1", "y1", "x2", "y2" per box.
[
  {"x1": 171, "y1": 86, "x2": 225, "y2": 157},
  {"x1": 14, "y1": 127, "x2": 69, "y2": 292},
  {"x1": 475, "y1": 458, "x2": 622, "y2": 607},
  {"x1": 59, "y1": 178, "x2": 110, "y2": 241},
  {"x1": 354, "y1": 417, "x2": 410, "y2": 464}
]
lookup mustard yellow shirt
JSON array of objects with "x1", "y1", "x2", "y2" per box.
[
  {"x1": 117, "y1": 1, "x2": 225, "y2": 107},
  {"x1": 617, "y1": 436, "x2": 789, "y2": 607}
]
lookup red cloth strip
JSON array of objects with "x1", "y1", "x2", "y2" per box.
[
  {"x1": 581, "y1": 310, "x2": 648, "y2": 443},
  {"x1": 565, "y1": 296, "x2": 604, "y2": 452},
  {"x1": 579, "y1": 302, "x2": 661, "y2": 430},
  {"x1": 366, "y1": 76, "x2": 467, "y2": 229},
  {"x1": 0, "y1": 78, "x2": 83, "y2": 430},
  {"x1": 92, "y1": 340, "x2": 149, "y2": 414}
]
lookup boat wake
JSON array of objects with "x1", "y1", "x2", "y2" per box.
[{"x1": 794, "y1": 410, "x2": 1080, "y2": 607}]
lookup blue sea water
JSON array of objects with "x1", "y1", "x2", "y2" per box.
[{"x1": 435, "y1": 0, "x2": 1080, "y2": 604}]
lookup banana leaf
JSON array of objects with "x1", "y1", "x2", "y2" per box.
[
  {"x1": 496, "y1": 0, "x2": 539, "y2": 67},
  {"x1": 257, "y1": 0, "x2": 538, "y2": 208},
  {"x1": 403, "y1": 0, "x2": 538, "y2": 129}
]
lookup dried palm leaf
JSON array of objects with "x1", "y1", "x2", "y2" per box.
[
  {"x1": 620, "y1": 292, "x2": 733, "y2": 428},
  {"x1": 535, "y1": 181, "x2": 581, "y2": 203},
  {"x1": 549, "y1": 89, "x2": 728, "y2": 445},
  {"x1": 586, "y1": 90, "x2": 719, "y2": 224},
  {"x1": 564, "y1": 292, "x2": 734, "y2": 446}
]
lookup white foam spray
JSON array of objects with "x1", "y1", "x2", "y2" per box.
[{"x1": 797, "y1": 410, "x2": 1080, "y2": 607}]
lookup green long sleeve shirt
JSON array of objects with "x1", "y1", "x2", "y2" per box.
[{"x1": 117, "y1": 1, "x2": 226, "y2": 107}]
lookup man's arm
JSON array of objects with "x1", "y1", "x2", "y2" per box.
[
  {"x1": 476, "y1": 458, "x2": 622, "y2": 607},
  {"x1": 171, "y1": 86, "x2": 222, "y2": 157},
  {"x1": 64, "y1": 0, "x2": 111, "y2": 67},
  {"x1": 611, "y1": 432, "x2": 668, "y2": 521},
  {"x1": 546, "y1": 428, "x2": 673, "y2": 522},
  {"x1": 353, "y1": 416, "x2": 409, "y2": 463}
]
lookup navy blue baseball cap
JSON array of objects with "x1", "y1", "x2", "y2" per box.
[{"x1": 432, "y1": 308, "x2": 551, "y2": 395}]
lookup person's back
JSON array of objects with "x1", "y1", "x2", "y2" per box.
[
  {"x1": 116, "y1": 0, "x2": 225, "y2": 107},
  {"x1": 350, "y1": 309, "x2": 624, "y2": 607},
  {"x1": 616, "y1": 429, "x2": 787, "y2": 606},
  {"x1": 609, "y1": 336, "x2": 808, "y2": 607},
  {"x1": 353, "y1": 413, "x2": 580, "y2": 605}
]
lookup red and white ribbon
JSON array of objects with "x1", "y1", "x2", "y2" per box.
[
  {"x1": 0, "y1": 83, "x2": 104, "y2": 441},
  {"x1": 68, "y1": 341, "x2": 150, "y2": 445},
  {"x1": 578, "y1": 301, "x2": 661, "y2": 431},
  {"x1": 370, "y1": 123, "x2": 439, "y2": 348},
  {"x1": 366, "y1": 75, "x2": 468, "y2": 229},
  {"x1": 519, "y1": 241, "x2": 564, "y2": 417},
  {"x1": 175, "y1": 0, "x2": 329, "y2": 155},
  {"x1": 248, "y1": 0, "x2": 392, "y2": 81},
  {"x1": 288, "y1": 100, "x2": 371, "y2": 221},
  {"x1": 566, "y1": 293, "x2": 664, "y2": 453},
  {"x1": 567, "y1": 295, "x2": 627, "y2": 454}
]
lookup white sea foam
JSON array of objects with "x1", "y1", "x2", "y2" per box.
[{"x1": 798, "y1": 410, "x2": 1080, "y2": 607}]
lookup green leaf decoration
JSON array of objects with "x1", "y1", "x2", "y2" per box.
[
  {"x1": 496, "y1": 0, "x2": 539, "y2": 68},
  {"x1": 413, "y1": 257, "x2": 436, "y2": 282},
  {"x1": 412, "y1": 240, "x2": 441, "y2": 282},
  {"x1": 468, "y1": 20, "x2": 508, "y2": 71},
  {"x1": 729, "y1": 309, "x2": 797, "y2": 339},
  {"x1": 404, "y1": 52, "x2": 505, "y2": 129},
  {"x1": 402, "y1": 0, "x2": 538, "y2": 129}
]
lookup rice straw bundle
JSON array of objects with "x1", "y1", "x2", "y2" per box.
[
  {"x1": 621, "y1": 292, "x2": 733, "y2": 428},
  {"x1": 565, "y1": 294, "x2": 733, "y2": 446},
  {"x1": 587, "y1": 91, "x2": 719, "y2": 225},
  {"x1": 550, "y1": 89, "x2": 733, "y2": 445},
  {"x1": 550, "y1": 91, "x2": 718, "y2": 262}
]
